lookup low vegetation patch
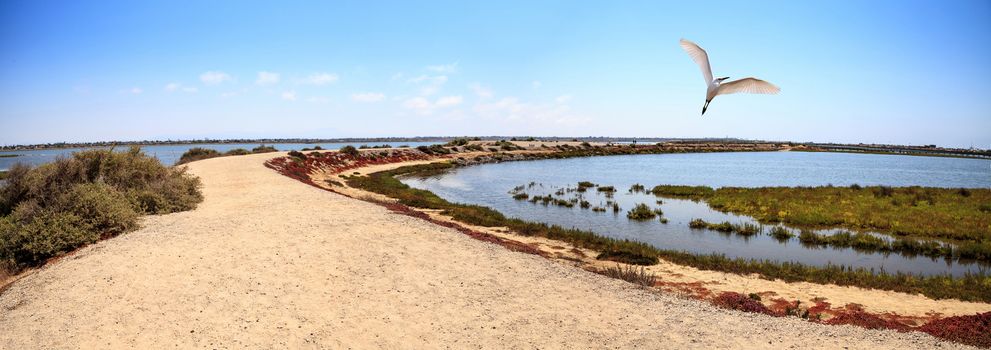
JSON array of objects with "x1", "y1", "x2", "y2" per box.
[
  {"x1": 918, "y1": 311, "x2": 991, "y2": 348},
  {"x1": 177, "y1": 147, "x2": 221, "y2": 164},
  {"x1": 711, "y1": 292, "x2": 775, "y2": 315},
  {"x1": 596, "y1": 264, "x2": 657, "y2": 287},
  {"x1": 703, "y1": 185, "x2": 991, "y2": 244},
  {"x1": 176, "y1": 144, "x2": 282, "y2": 165},
  {"x1": 689, "y1": 219, "x2": 762, "y2": 237},
  {"x1": 251, "y1": 144, "x2": 278, "y2": 153},
  {"x1": 651, "y1": 185, "x2": 715, "y2": 198},
  {"x1": 0, "y1": 147, "x2": 202, "y2": 273},
  {"x1": 626, "y1": 203, "x2": 662, "y2": 221}
]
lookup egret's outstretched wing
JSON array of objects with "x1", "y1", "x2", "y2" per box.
[
  {"x1": 716, "y1": 78, "x2": 780, "y2": 95},
  {"x1": 680, "y1": 39, "x2": 713, "y2": 84}
]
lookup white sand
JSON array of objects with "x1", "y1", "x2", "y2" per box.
[{"x1": 0, "y1": 152, "x2": 971, "y2": 349}]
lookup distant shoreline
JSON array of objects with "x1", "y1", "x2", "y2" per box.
[{"x1": 2, "y1": 137, "x2": 988, "y2": 159}]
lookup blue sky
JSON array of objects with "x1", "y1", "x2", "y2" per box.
[{"x1": 1, "y1": 1, "x2": 989, "y2": 147}]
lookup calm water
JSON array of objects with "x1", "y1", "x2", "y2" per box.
[
  {"x1": 0, "y1": 142, "x2": 439, "y2": 171},
  {"x1": 402, "y1": 152, "x2": 991, "y2": 276}
]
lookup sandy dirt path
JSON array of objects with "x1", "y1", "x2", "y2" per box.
[{"x1": 0, "y1": 153, "x2": 968, "y2": 349}]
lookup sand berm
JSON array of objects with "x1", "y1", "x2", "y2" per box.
[{"x1": 0, "y1": 152, "x2": 971, "y2": 349}]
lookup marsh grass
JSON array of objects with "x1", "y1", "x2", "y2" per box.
[
  {"x1": 769, "y1": 226, "x2": 795, "y2": 241},
  {"x1": 689, "y1": 219, "x2": 762, "y2": 237},
  {"x1": 341, "y1": 162, "x2": 991, "y2": 302},
  {"x1": 627, "y1": 203, "x2": 663, "y2": 221},
  {"x1": 704, "y1": 185, "x2": 991, "y2": 244},
  {"x1": 651, "y1": 185, "x2": 715, "y2": 198}
]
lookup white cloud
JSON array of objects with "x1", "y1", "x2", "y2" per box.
[
  {"x1": 402, "y1": 97, "x2": 432, "y2": 113},
  {"x1": 256, "y1": 71, "x2": 280, "y2": 85},
  {"x1": 555, "y1": 95, "x2": 573, "y2": 104},
  {"x1": 165, "y1": 83, "x2": 198, "y2": 93},
  {"x1": 351, "y1": 92, "x2": 386, "y2": 103},
  {"x1": 304, "y1": 73, "x2": 339, "y2": 85},
  {"x1": 401, "y1": 95, "x2": 462, "y2": 115},
  {"x1": 200, "y1": 71, "x2": 231, "y2": 85},
  {"x1": 532, "y1": 80, "x2": 542, "y2": 89},
  {"x1": 391, "y1": 72, "x2": 405, "y2": 81},
  {"x1": 426, "y1": 62, "x2": 459, "y2": 73},
  {"x1": 129, "y1": 87, "x2": 143, "y2": 94},
  {"x1": 221, "y1": 91, "x2": 238, "y2": 98},
  {"x1": 469, "y1": 83, "x2": 493, "y2": 99},
  {"x1": 474, "y1": 96, "x2": 587, "y2": 125},
  {"x1": 435, "y1": 95, "x2": 463, "y2": 107},
  {"x1": 307, "y1": 96, "x2": 330, "y2": 103},
  {"x1": 281, "y1": 90, "x2": 297, "y2": 101},
  {"x1": 407, "y1": 75, "x2": 448, "y2": 96}
]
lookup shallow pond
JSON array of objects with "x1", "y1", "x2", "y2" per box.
[{"x1": 401, "y1": 152, "x2": 991, "y2": 276}]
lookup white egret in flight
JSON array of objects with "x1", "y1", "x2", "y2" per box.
[{"x1": 680, "y1": 39, "x2": 780, "y2": 115}]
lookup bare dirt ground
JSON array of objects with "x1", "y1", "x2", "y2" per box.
[{"x1": 0, "y1": 152, "x2": 973, "y2": 349}]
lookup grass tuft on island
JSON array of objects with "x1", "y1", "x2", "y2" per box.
[
  {"x1": 0, "y1": 147, "x2": 203, "y2": 277},
  {"x1": 342, "y1": 161, "x2": 991, "y2": 302}
]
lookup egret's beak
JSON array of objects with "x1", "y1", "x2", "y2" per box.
[{"x1": 702, "y1": 100, "x2": 710, "y2": 116}]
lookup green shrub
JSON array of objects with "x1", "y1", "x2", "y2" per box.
[
  {"x1": 627, "y1": 203, "x2": 658, "y2": 220},
  {"x1": 0, "y1": 147, "x2": 202, "y2": 270},
  {"x1": 287, "y1": 150, "x2": 306, "y2": 160},
  {"x1": 251, "y1": 145, "x2": 278, "y2": 153},
  {"x1": 62, "y1": 183, "x2": 138, "y2": 238},
  {"x1": 339, "y1": 145, "x2": 360, "y2": 157},
  {"x1": 446, "y1": 138, "x2": 470, "y2": 147},
  {"x1": 177, "y1": 147, "x2": 221, "y2": 164},
  {"x1": 224, "y1": 148, "x2": 251, "y2": 156},
  {"x1": 0, "y1": 211, "x2": 97, "y2": 266}
]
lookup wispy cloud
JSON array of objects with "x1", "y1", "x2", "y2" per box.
[
  {"x1": 469, "y1": 83, "x2": 493, "y2": 99},
  {"x1": 426, "y1": 62, "x2": 459, "y2": 73},
  {"x1": 256, "y1": 71, "x2": 280, "y2": 85},
  {"x1": 435, "y1": 95, "x2": 463, "y2": 107},
  {"x1": 165, "y1": 83, "x2": 198, "y2": 93},
  {"x1": 304, "y1": 73, "x2": 338, "y2": 85},
  {"x1": 127, "y1": 87, "x2": 143, "y2": 95},
  {"x1": 200, "y1": 71, "x2": 231, "y2": 85},
  {"x1": 531, "y1": 80, "x2": 542, "y2": 89},
  {"x1": 402, "y1": 95, "x2": 463, "y2": 115},
  {"x1": 281, "y1": 90, "x2": 297, "y2": 101},
  {"x1": 351, "y1": 92, "x2": 386, "y2": 103},
  {"x1": 474, "y1": 95, "x2": 586, "y2": 125},
  {"x1": 408, "y1": 75, "x2": 448, "y2": 96}
]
